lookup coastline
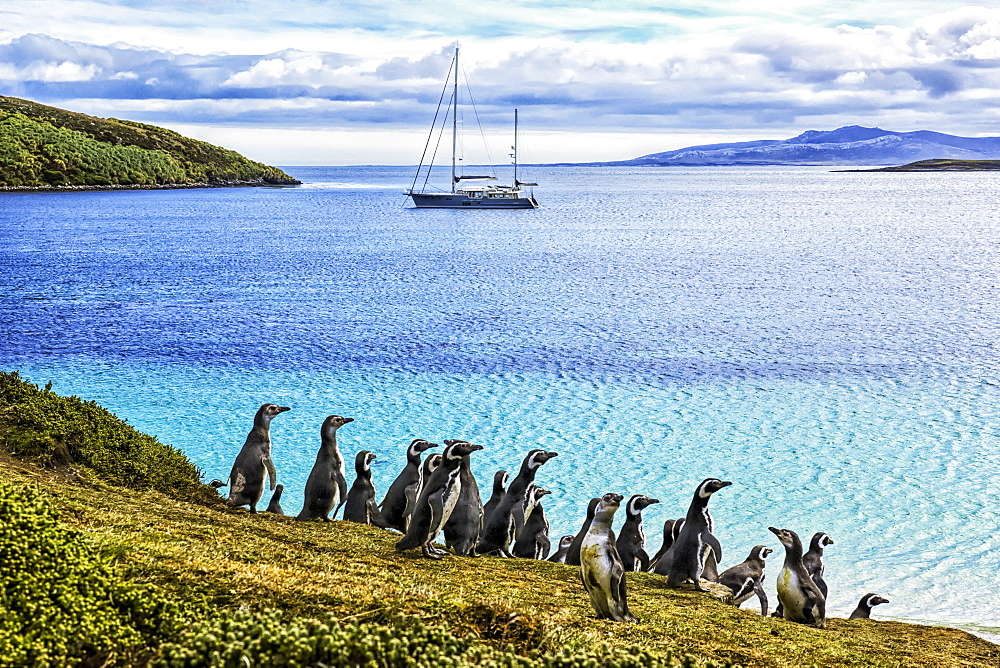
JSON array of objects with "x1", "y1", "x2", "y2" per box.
[{"x1": 0, "y1": 178, "x2": 301, "y2": 193}]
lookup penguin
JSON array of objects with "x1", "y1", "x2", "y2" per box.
[
  {"x1": 296, "y1": 415, "x2": 353, "y2": 521},
  {"x1": 226, "y1": 403, "x2": 290, "y2": 513},
  {"x1": 378, "y1": 439, "x2": 438, "y2": 533},
  {"x1": 547, "y1": 535, "x2": 576, "y2": 564},
  {"x1": 580, "y1": 492, "x2": 638, "y2": 623},
  {"x1": 512, "y1": 482, "x2": 541, "y2": 543},
  {"x1": 849, "y1": 593, "x2": 889, "y2": 620},
  {"x1": 512, "y1": 486, "x2": 552, "y2": 559},
  {"x1": 344, "y1": 450, "x2": 385, "y2": 525},
  {"x1": 476, "y1": 449, "x2": 558, "y2": 556},
  {"x1": 768, "y1": 526, "x2": 827, "y2": 629},
  {"x1": 661, "y1": 478, "x2": 731, "y2": 591},
  {"x1": 616, "y1": 494, "x2": 660, "y2": 572},
  {"x1": 421, "y1": 452, "x2": 442, "y2": 478},
  {"x1": 395, "y1": 440, "x2": 484, "y2": 559},
  {"x1": 775, "y1": 531, "x2": 833, "y2": 618},
  {"x1": 265, "y1": 484, "x2": 285, "y2": 515},
  {"x1": 565, "y1": 498, "x2": 601, "y2": 566},
  {"x1": 803, "y1": 532, "x2": 834, "y2": 598},
  {"x1": 443, "y1": 439, "x2": 484, "y2": 557},
  {"x1": 482, "y1": 470, "x2": 509, "y2": 527},
  {"x1": 718, "y1": 545, "x2": 772, "y2": 615},
  {"x1": 646, "y1": 518, "x2": 676, "y2": 572}
]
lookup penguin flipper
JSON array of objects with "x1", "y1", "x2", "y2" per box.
[
  {"x1": 753, "y1": 581, "x2": 768, "y2": 616},
  {"x1": 262, "y1": 455, "x2": 277, "y2": 491},
  {"x1": 704, "y1": 531, "x2": 723, "y2": 565},
  {"x1": 636, "y1": 548, "x2": 650, "y2": 573}
]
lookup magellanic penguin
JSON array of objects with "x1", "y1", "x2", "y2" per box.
[
  {"x1": 482, "y1": 470, "x2": 509, "y2": 527},
  {"x1": 512, "y1": 486, "x2": 552, "y2": 559},
  {"x1": 565, "y1": 498, "x2": 602, "y2": 566},
  {"x1": 265, "y1": 484, "x2": 285, "y2": 515},
  {"x1": 580, "y1": 492, "x2": 638, "y2": 623},
  {"x1": 378, "y1": 439, "x2": 438, "y2": 533},
  {"x1": 344, "y1": 450, "x2": 386, "y2": 525},
  {"x1": 395, "y1": 440, "x2": 484, "y2": 559},
  {"x1": 296, "y1": 415, "x2": 353, "y2": 521},
  {"x1": 227, "y1": 403, "x2": 290, "y2": 513},
  {"x1": 547, "y1": 535, "x2": 576, "y2": 564},
  {"x1": 718, "y1": 545, "x2": 772, "y2": 615},
  {"x1": 476, "y1": 449, "x2": 558, "y2": 556},
  {"x1": 616, "y1": 494, "x2": 660, "y2": 572},
  {"x1": 661, "y1": 478, "x2": 731, "y2": 591},
  {"x1": 775, "y1": 531, "x2": 833, "y2": 618},
  {"x1": 647, "y1": 518, "x2": 676, "y2": 572},
  {"x1": 421, "y1": 452, "x2": 442, "y2": 479},
  {"x1": 849, "y1": 593, "x2": 889, "y2": 620},
  {"x1": 768, "y1": 526, "x2": 827, "y2": 629},
  {"x1": 803, "y1": 532, "x2": 834, "y2": 598},
  {"x1": 443, "y1": 439, "x2": 484, "y2": 556}
]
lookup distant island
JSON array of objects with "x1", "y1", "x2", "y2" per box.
[
  {"x1": 593, "y1": 126, "x2": 1000, "y2": 167},
  {"x1": 0, "y1": 96, "x2": 300, "y2": 190},
  {"x1": 849, "y1": 159, "x2": 1000, "y2": 172}
]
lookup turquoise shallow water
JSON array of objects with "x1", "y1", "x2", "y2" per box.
[{"x1": 3, "y1": 166, "x2": 1000, "y2": 638}]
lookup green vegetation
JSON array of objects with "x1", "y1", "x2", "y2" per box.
[
  {"x1": 0, "y1": 371, "x2": 998, "y2": 666},
  {"x1": 0, "y1": 96, "x2": 299, "y2": 189}
]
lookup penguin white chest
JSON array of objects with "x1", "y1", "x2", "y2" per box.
[
  {"x1": 440, "y1": 473, "x2": 462, "y2": 525},
  {"x1": 777, "y1": 568, "x2": 808, "y2": 614}
]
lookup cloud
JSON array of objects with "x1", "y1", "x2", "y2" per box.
[{"x1": 3, "y1": 4, "x2": 1000, "y2": 163}]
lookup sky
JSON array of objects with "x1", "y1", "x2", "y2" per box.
[{"x1": 2, "y1": 1, "x2": 1000, "y2": 165}]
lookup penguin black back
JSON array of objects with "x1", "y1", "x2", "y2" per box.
[
  {"x1": 565, "y1": 498, "x2": 601, "y2": 566},
  {"x1": 344, "y1": 450, "x2": 383, "y2": 525},
  {"x1": 379, "y1": 439, "x2": 438, "y2": 532}
]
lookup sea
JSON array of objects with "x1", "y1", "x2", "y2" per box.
[{"x1": 2, "y1": 165, "x2": 999, "y2": 640}]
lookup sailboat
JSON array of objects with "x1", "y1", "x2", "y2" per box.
[{"x1": 407, "y1": 46, "x2": 538, "y2": 209}]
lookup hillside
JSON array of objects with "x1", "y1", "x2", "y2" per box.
[
  {"x1": 613, "y1": 126, "x2": 1000, "y2": 167},
  {"x1": 0, "y1": 96, "x2": 300, "y2": 189},
  {"x1": 0, "y1": 370, "x2": 998, "y2": 667},
  {"x1": 856, "y1": 159, "x2": 1000, "y2": 172}
]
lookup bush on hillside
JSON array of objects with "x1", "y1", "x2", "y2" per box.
[
  {"x1": 0, "y1": 371, "x2": 208, "y2": 497},
  {"x1": 0, "y1": 482, "x2": 177, "y2": 667},
  {"x1": 155, "y1": 608, "x2": 727, "y2": 668}
]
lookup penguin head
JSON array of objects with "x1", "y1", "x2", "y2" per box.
[
  {"x1": 525, "y1": 449, "x2": 558, "y2": 471},
  {"x1": 696, "y1": 478, "x2": 732, "y2": 498},
  {"x1": 812, "y1": 532, "x2": 834, "y2": 549},
  {"x1": 494, "y1": 470, "x2": 510, "y2": 487},
  {"x1": 356, "y1": 450, "x2": 376, "y2": 472},
  {"x1": 271, "y1": 484, "x2": 284, "y2": 499},
  {"x1": 767, "y1": 526, "x2": 801, "y2": 549},
  {"x1": 533, "y1": 487, "x2": 552, "y2": 500},
  {"x1": 559, "y1": 535, "x2": 575, "y2": 548},
  {"x1": 409, "y1": 439, "x2": 438, "y2": 456},
  {"x1": 322, "y1": 415, "x2": 354, "y2": 433},
  {"x1": 627, "y1": 494, "x2": 660, "y2": 515},
  {"x1": 600, "y1": 492, "x2": 624, "y2": 507},
  {"x1": 423, "y1": 453, "x2": 443, "y2": 474},
  {"x1": 444, "y1": 440, "x2": 483, "y2": 459},
  {"x1": 751, "y1": 545, "x2": 773, "y2": 561},
  {"x1": 258, "y1": 403, "x2": 291, "y2": 423},
  {"x1": 863, "y1": 593, "x2": 889, "y2": 608}
]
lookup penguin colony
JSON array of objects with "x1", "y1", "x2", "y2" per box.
[{"x1": 222, "y1": 403, "x2": 890, "y2": 627}]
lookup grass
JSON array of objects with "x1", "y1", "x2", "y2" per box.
[{"x1": 0, "y1": 372, "x2": 997, "y2": 666}]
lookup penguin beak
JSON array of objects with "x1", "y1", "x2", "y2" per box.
[
  {"x1": 278, "y1": 406, "x2": 291, "y2": 413},
  {"x1": 343, "y1": 417, "x2": 354, "y2": 423},
  {"x1": 648, "y1": 498, "x2": 660, "y2": 504}
]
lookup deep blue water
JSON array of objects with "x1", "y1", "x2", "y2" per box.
[{"x1": 2, "y1": 165, "x2": 1000, "y2": 638}]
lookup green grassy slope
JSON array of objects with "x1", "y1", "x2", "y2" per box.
[
  {"x1": 0, "y1": 371, "x2": 997, "y2": 667},
  {"x1": 0, "y1": 96, "x2": 300, "y2": 188}
]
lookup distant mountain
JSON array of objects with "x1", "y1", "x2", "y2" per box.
[
  {"x1": 0, "y1": 96, "x2": 299, "y2": 189},
  {"x1": 618, "y1": 126, "x2": 1000, "y2": 166}
]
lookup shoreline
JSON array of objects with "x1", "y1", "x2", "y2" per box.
[{"x1": 0, "y1": 178, "x2": 301, "y2": 193}]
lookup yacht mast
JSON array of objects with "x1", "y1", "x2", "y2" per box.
[
  {"x1": 513, "y1": 108, "x2": 518, "y2": 187},
  {"x1": 451, "y1": 45, "x2": 458, "y2": 194}
]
